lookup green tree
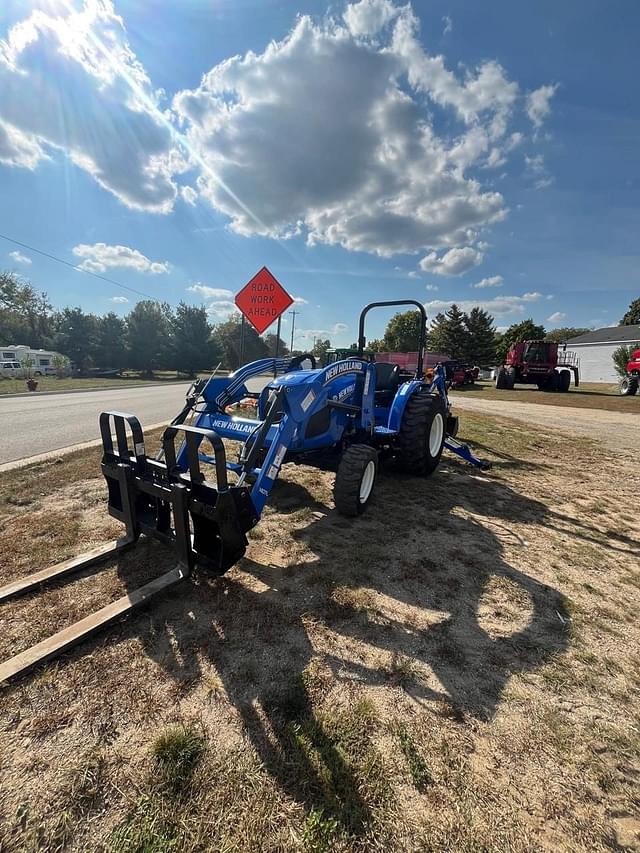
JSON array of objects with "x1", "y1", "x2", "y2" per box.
[
  {"x1": 612, "y1": 345, "x2": 635, "y2": 379},
  {"x1": 126, "y1": 300, "x2": 173, "y2": 376},
  {"x1": 263, "y1": 332, "x2": 289, "y2": 357},
  {"x1": 367, "y1": 338, "x2": 386, "y2": 352},
  {"x1": 495, "y1": 319, "x2": 546, "y2": 362},
  {"x1": 0, "y1": 271, "x2": 54, "y2": 348},
  {"x1": 171, "y1": 302, "x2": 219, "y2": 377},
  {"x1": 428, "y1": 304, "x2": 467, "y2": 360},
  {"x1": 52, "y1": 306, "x2": 99, "y2": 373},
  {"x1": 94, "y1": 312, "x2": 127, "y2": 369},
  {"x1": 382, "y1": 310, "x2": 423, "y2": 351},
  {"x1": 311, "y1": 338, "x2": 331, "y2": 360},
  {"x1": 464, "y1": 307, "x2": 496, "y2": 366},
  {"x1": 545, "y1": 326, "x2": 591, "y2": 343},
  {"x1": 620, "y1": 298, "x2": 640, "y2": 326},
  {"x1": 213, "y1": 316, "x2": 269, "y2": 370}
]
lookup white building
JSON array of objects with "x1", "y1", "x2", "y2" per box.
[{"x1": 565, "y1": 324, "x2": 640, "y2": 383}]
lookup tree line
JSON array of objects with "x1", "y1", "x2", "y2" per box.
[
  {"x1": 369, "y1": 306, "x2": 594, "y2": 367},
  {"x1": 0, "y1": 271, "x2": 289, "y2": 376}
]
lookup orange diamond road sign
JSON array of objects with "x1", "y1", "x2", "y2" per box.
[{"x1": 235, "y1": 266, "x2": 294, "y2": 335}]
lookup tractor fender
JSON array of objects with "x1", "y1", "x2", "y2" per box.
[{"x1": 387, "y1": 380, "x2": 427, "y2": 432}]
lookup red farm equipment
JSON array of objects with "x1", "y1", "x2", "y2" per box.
[
  {"x1": 619, "y1": 349, "x2": 640, "y2": 395},
  {"x1": 495, "y1": 340, "x2": 579, "y2": 393}
]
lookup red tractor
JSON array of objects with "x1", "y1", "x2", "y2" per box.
[
  {"x1": 619, "y1": 349, "x2": 640, "y2": 396},
  {"x1": 495, "y1": 340, "x2": 579, "y2": 392}
]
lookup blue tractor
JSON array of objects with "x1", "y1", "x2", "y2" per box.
[{"x1": 0, "y1": 301, "x2": 489, "y2": 683}]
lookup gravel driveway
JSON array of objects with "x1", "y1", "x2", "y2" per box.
[{"x1": 452, "y1": 395, "x2": 638, "y2": 454}]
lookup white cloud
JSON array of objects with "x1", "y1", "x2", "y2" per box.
[
  {"x1": 187, "y1": 284, "x2": 234, "y2": 300},
  {"x1": 343, "y1": 0, "x2": 399, "y2": 37},
  {"x1": 547, "y1": 311, "x2": 566, "y2": 323},
  {"x1": 110, "y1": 295, "x2": 129, "y2": 303},
  {"x1": 525, "y1": 153, "x2": 553, "y2": 190},
  {"x1": 0, "y1": 120, "x2": 48, "y2": 169},
  {"x1": 527, "y1": 84, "x2": 558, "y2": 128},
  {"x1": 472, "y1": 275, "x2": 503, "y2": 289},
  {"x1": 180, "y1": 185, "x2": 198, "y2": 206},
  {"x1": 0, "y1": 0, "x2": 556, "y2": 257},
  {"x1": 442, "y1": 15, "x2": 452, "y2": 35},
  {"x1": 425, "y1": 284, "x2": 438, "y2": 291},
  {"x1": 419, "y1": 246, "x2": 483, "y2": 276},
  {"x1": 171, "y1": 1, "x2": 547, "y2": 257},
  {"x1": 292, "y1": 295, "x2": 309, "y2": 305},
  {"x1": 206, "y1": 300, "x2": 239, "y2": 319},
  {"x1": 425, "y1": 291, "x2": 543, "y2": 319},
  {"x1": 0, "y1": 2, "x2": 179, "y2": 211},
  {"x1": 72, "y1": 243, "x2": 170, "y2": 274},
  {"x1": 8, "y1": 250, "x2": 31, "y2": 265},
  {"x1": 296, "y1": 322, "x2": 349, "y2": 340},
  {"x1": 407, "y1": 270, "x2": 419, "y2": 279}
]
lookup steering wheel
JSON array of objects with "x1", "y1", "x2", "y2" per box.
[{"x1": 289, "y1": 353, "x2": 317, "y2": 370}]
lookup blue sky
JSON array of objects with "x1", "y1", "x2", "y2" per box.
[{"x1": 0, "y1": 0, "x2": 638, "y2": 346}]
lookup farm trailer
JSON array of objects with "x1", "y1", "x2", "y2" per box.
[{"x1": 0, "y1": 301, "x2": 490, "y2": 683}]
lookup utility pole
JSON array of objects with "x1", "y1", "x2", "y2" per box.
[{"x1": 288, "y1": 309, "x2": 299, "y2": 353}]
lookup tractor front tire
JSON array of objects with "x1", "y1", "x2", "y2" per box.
[
  {"x1": 505, "y1": 367, "x2": 516, "y2": 390},
  {"x1": 397, "y1": 391, "x2": 446, "y2": 476},
  {"x1": 558, "y1": 369, "x2": 571, "y2": 393},
  {"x1": 334, "y1": 444, "x2": 378, "y2": 517},
  {"x1": 495, "y1": 367, "x2": 508, "y2": 389},
  {"x1": 620, "y1": 377, "x2": 639, "y2": 396},
  {"x1": 545, "y1": 372, "x2": 559, "y2": 392}
]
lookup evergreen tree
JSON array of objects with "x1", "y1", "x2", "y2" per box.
[
  {"x1": 52, "y1": 306, "x2": 99, "y2": 373},
  {"x1": 620, "y1": 298, "x2": 640, "y2": 326},
  {"x1": 94, "y1": 312, "x2": 127, "y2": 369},
  {"x1": 427, "y1": 304, "x2": 467, "y2": 359},
  {"x1": 172, "y1": 302, "x2": 219, "y2": 377},
  {"x1": 126, "y1": 300, "x2": 173, "y2": 376},
  {"x1": 464, "y1": 307, "x2": 496, "y2": 366}
]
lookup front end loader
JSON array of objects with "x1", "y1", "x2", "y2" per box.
[{"x1": 0, "y1": 301, "x2": 489, "y2": 684}]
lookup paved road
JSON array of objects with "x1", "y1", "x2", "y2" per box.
[
  {"x1": 451, "y1": 395, "x2": 638, "y2": 454},
  {"x1": 0, "y1": 383, "x2": 191, "y2": 465}
]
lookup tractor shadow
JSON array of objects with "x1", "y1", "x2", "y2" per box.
[{"x1": 114, "y1": 463, "x2": 585, "y2": 839}]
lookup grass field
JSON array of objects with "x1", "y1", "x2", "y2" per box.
[
  {"x1": 0, "y1": 372, "x2": 192, "y2": 396},
  {"x1": 0, "y1": 413, "x2": 639, "y2": 851},
  {"x1": 449, "y1": 379, "x2": 640, "y2": 412}
]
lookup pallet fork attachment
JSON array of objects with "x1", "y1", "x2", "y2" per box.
[{"x1": 0, "y1": 412, "x2": 258, "y2": 685}]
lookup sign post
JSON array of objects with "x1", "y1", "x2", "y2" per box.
[{"x1": 235, "y1": 266, "x2": 294, "y2": 337}]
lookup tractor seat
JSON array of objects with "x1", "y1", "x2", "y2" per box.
[{"x1": 374, "y1": 362, "x2": 401, "y2": 406}]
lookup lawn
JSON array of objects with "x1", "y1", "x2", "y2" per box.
[
  {"x1": 0, "y1": 413, "x2": 638, "y2": 851},
  {"x1": 450, "y1": 379, "x2": 640, "y2": 413},
  {"x1": 0, "y1": 372, "x2": 194, "y2": 396}
]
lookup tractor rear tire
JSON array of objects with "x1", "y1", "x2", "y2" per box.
[
  {"x1": 558, "y1": 370, "x2": 571, "y2": 393},
  {"x1": 334, "y1": 444, "x2": 378, "y2": 517},
  {"x1": 396, "y1": 391, "x2": 446, "y2": 476},
  {"x1": 495, "y1": 367, "x2": 508, "y2": 389},
  {"x1": 620, "y1": 377, "x2": 639, "y2": 396}
]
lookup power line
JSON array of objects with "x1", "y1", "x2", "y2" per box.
[{"x1": 0, "y1": 232, "x2": 159, "y2": 301}]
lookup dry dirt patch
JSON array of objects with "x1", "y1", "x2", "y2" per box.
[{"x1": 0, "y1": 413, "x2": 639, "y2": 852}]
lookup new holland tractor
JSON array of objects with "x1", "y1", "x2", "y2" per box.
[{"x1": 0, "y1": 301, "x2": 489, "y2": 683}]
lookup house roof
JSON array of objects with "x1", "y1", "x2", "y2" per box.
[{"x1": 566, "y1": 324, "x2": 640, "y2": 345}]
